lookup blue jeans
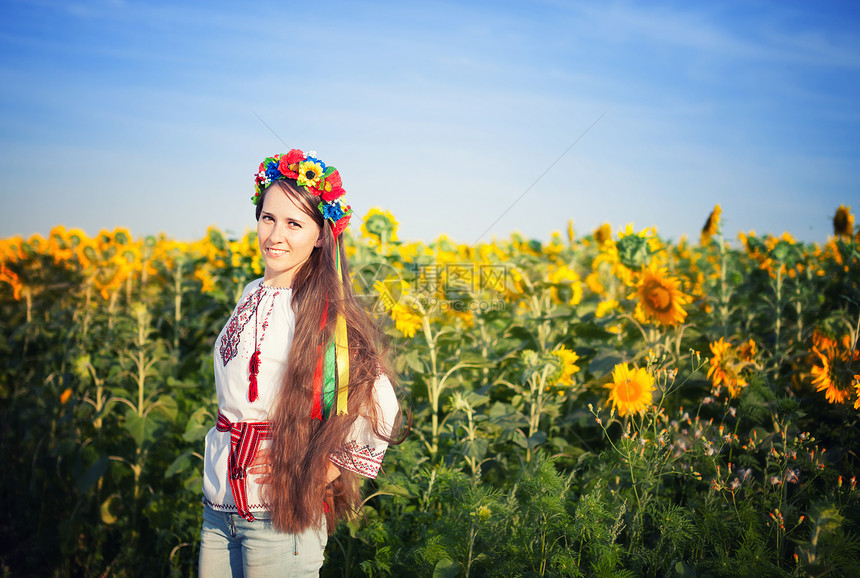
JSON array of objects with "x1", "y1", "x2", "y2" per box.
[{"x1": 198, "y1": 504, "x2": 327, "y2": 577}]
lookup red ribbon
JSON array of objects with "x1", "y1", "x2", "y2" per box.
[
  {"x1": 311, "y1": 296, "x2": 330, "y2": 420},
  {"x1": 216, "y1": 412, "x2": 272, "y2": 521}
]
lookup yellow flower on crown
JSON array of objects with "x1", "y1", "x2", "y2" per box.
[{"x1": 296, "y1": 159, "x2": 324, "y2": 188}]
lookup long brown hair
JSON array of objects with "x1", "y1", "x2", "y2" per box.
[{"x1": 256, "y1": 180, "x2": 406, "y2": 533}]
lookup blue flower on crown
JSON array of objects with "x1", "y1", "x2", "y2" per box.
[
  {"x1": 265, "y1": 162, "x2": 282, "y2": 182},
  {"x1": 321, "y1": 202, "x2": 346, "y2": 222}
]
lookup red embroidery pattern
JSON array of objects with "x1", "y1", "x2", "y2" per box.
[
  {"x1": 330, "y1": 441, "x2": 386, "y2": 479},
  {"x1": 219, "y1": 285, "x2": 279, "y2": 367},
  {"x1": 219, "y1": 289, "x2": 261, "y2": 366},
  {"x1": 204, "y1": 497, "x2": 268, "y2": 512}
]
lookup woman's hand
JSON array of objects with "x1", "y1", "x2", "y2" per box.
[
  {"x1": 246, "y1": 448, "x2": 340, "y2": 484},
  {"x1": 248, "y1": 448, "x2": 272, "y2": 484},
  {"x1": 248, "y1": 451, "x2": 341, "y2": 485}
]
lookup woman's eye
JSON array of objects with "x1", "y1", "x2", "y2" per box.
[{"x1": 289, "y1": 221, "x2": 301, "y2": 228}]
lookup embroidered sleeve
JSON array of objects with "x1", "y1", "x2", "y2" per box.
[{"x1": 330, "y1": 373, "x2": 399, "y2": 479}]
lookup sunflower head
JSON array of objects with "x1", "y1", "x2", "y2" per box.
[
  {"x1": 296, "y1": 159, "x2": 324, "y2": 188},
  {"x1": 361, "y1": 208, "x2": 400, "y2": 246},
  {"x1": 811, "y1": 333, "x2": 859, "y2": 405},
  {"x1": 546, "y1": 346, "x2": 580, "y2": 386},
  {"x1": 616, "y1": 230, "x2": 652, "y2": 270},
  {"x1": 632, "y1": 263, "x2": 691, "y2": 326},
  {"x1": 700, "y1": 204, "x2": 722, "y2": 245},
  {"x1": 833, "y1": 205, "x2": 855, "y2": 238},
  {"x1": 707, "y1": 337, "x2": 749, "y2": 398},
  {"x1": 389, "y1": 302, "x2": 423, "y2": 339},
  {"x1": 594, "y1": 223, "x2": 612, "y2": 245},
  {"x1": 605, "y1": 363, "x2": 654, "y2": 417}
]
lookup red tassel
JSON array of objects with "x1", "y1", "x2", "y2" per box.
[{"x1": 248, "y1": 350, "x2": 261, "y2": 402}]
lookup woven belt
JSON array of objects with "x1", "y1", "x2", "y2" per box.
[{"x1": 216, "y1": 412, "x2": 273, "y2": 521}]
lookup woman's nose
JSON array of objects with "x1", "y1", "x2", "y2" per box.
[{"x1": 271, "y1": 221, "x2": 288, "y2": 241}]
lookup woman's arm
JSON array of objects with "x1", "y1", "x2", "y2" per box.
[
  {"x1": 326, "y1": 461, "x2": 341, "y2": 484},
  {"x1": 248, "y1": 449, "x2": 341, "y2": 484}
]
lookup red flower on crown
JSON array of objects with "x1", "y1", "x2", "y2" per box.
[
  {"x1": 332, "y1": 209, "x2": 352, "y2": 237},
  {"x1": 277, "y1": 149, "x2": 304, "y2": 179},
  {"x1": 321, "y1": 169, "x2": 345, "y2": 202}
]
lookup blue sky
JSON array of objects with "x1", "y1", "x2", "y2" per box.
[{"x1": 1, "y1": 0, "x2": 858, "y2": 245}]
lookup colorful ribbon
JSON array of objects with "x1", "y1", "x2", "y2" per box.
[
  {"x1": 311, "y1": 238, "x2": 349, "y2": 419},
  {"x1": 334, "y1": 238, "x2": 350, "y2": 415}
]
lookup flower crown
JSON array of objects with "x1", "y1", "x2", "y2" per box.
[{"x1": 253, "y1": 149, "x2": 352, "y2": 237}]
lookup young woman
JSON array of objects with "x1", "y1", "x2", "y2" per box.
[{"x1": 199, "y1": 150, "x2": 405, "y2": 576}]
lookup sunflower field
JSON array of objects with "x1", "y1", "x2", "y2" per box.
[{"x1": 1, "y1": 205, "x2": 860, "y2": 577}]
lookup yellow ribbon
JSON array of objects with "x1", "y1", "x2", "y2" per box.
[{"x1": 334, "y1": 239, "x2": 349, "y2": 414}]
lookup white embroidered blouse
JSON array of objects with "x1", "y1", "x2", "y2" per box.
[{"x1": 202, "y1": 279, "x2": 399, "y2": 514}]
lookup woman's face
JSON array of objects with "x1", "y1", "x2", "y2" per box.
[{"x1": 256, "y1": 186, "x2": 322, "y2": 287}]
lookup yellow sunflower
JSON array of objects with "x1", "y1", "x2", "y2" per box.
[
  {"x1": 700, "y1": 204, "x2": 722, "y2": 245},
  {"x1": 606, "y1": 363, "x2": 654, "y2": 416},
  {"x1": 707, "y1": 337, "x2": 749, "y2": 398},
  {"x1": 632, "y1": 263, "x2": 691, "y2": 326},
  {"x1": 0, "y1": 264, "x2": 22, "y2": 300},
  {"x1": 737, "y1": 338, "x2": 757, "y2": 362},
  {"x1": 594, "y1": 223, "x2": 612, "y2": 245},
  {"x1": 595, "y1": 298, "x2": 619, "y2": 318},
  {"x1": 547, "y1": 264, "x2": 583, "y2": 305},
  {"x1": 296, "y1": 160, "x2": 324, "y2": 188},
  {"x1": 546, "y1": 345, "x2": 580, "y2": 386},
  {"x1": 833, "y1": 205, "x2": 855, "y2": 238},
  {"x1": 811, "y1": 334, "x2": 859, "y2": 405},
  {"x1": 390, "y1": 302, "x2": 423, "y2": 339},
  {"x1": 854, "y1": 376, "x2": 860, "y2": 410},
  {"x1": 361, "y1": 208, "x2": 400, "y2": 246},
  {"x1": 585, "y1": 271, "x2": 606, "y2": 296}
]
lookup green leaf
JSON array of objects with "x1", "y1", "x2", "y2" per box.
[
  {"x1": 76, "y1": 455, "x2": 108, "y2": 493},
  {"x1": 458, "y1": 351, "x2": 490, "y2": 366},
  {"x1": 403, "y1": 349, "x2": 425, "y2": 373},
  {"x1": 183, "y1": 423, "x2": 210, "y2": 442},
  {"x1": 526, "y1": 431, "x2": 547, "y2": 449},
  {"x1": 166, "y1": 450, "x2": 193, "y2": 478},
  {"x1": 589, "y1": 350, "x2": 624, "y2": 376},
  {"x1": 433, "y1": 558, "x2": 460, "y2": 578},
  {"x1": 183, "y1": 475, "x2": 203, "y2": 492},
  {"x1": 465, "y1": 392, "x2": 490, "y2": 407},
  {"x1": 513, "y1": 430, "x2": 547, "y2": 449},
  {"x1": 124, "y1": 409, "x2": 163, "y2": 447},
  {"x1": 464, "y1": 438, "x2": 489, "y2": 460},
  {"x1": 149, "y1": 394, "x2": 178, "y2": 421}
]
